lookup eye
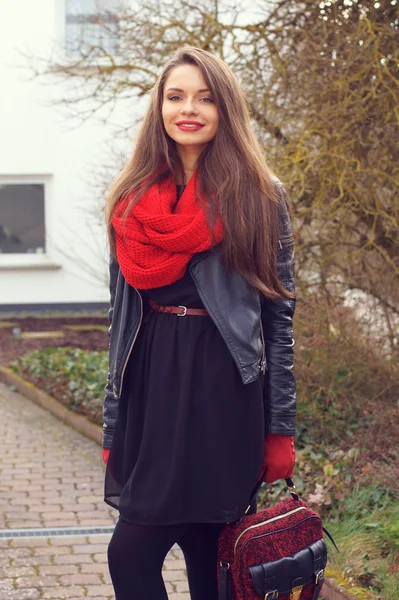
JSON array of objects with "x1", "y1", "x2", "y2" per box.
[
  {"x1": 168, "y1": 95, "x2": 181, "y2": 101},
  {"x1": 200, "y1": 97, "x2": 214, "y2": 103}
]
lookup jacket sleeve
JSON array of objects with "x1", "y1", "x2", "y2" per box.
[
  {"x1": 102, "y1": 254, "x2": 119, "y2": 449},
  {"x1": 261, "y1": 182, "x2": 297, "y2": 436}
]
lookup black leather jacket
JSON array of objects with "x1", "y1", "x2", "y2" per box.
[{"x1": 102, "y1": 181, "x2": 296, "y2": 449}]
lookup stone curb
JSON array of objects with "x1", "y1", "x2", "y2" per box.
[
  {"x1": 0, "y1": 365, "x2": 102, "y2": 446},
  {"x1": 0, "y1": 365, "x2": 356, "y2": 600},
  {"x1": 322, "y1": 577, "x2": 362, "y2": 600}
]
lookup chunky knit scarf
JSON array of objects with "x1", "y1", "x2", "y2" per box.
[{"x1": 111, "y1": 171, "x2": 224, "y2": 289}]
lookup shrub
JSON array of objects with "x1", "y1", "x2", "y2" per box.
[{"x1": 11, "y1": 347, "x2": 107, "y2": 425}]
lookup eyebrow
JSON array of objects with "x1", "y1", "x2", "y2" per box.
[{"x1": 165, "y1": 87, "x2": 211, "y2": 93}]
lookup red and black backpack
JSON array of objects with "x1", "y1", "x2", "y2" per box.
[{"x1": 217, "y1": 478, "x2": 337, "y2": 600}]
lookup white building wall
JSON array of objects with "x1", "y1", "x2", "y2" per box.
[{"x1": 0, "y1": 0, "x2": 132, "y2": 308}]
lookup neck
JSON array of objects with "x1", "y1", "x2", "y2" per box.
[{"x1": 176, "y1": 144, "x2": 206, "y2": 184}]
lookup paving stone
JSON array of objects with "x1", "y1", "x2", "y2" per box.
[
  {"x1": 28, "y1": 504, "x2": 63, "y2": 513},
  {"x1": 42, "y1": 520, "x2": 81, "y2": 527},
  {"x1": 34, "y1": 545, "x2": 73, "y2": 556},
  {"x1": 59, "y1": 573, "x2": 102, "y2": 585},
  {"x1": 13, "y1": 497, "x2": 44, "y2": 506},
  {"x1": 172, "y1": 545, "x2": 185, "y2": 559},
  {"x1": 76, "y1": 518, "x2": 115, "y2": 526},
  {"x1": 87, "y1": 535, "x2": 112, "y2": 544},
  {"x1": 7, "y1": 521, "x2": 45, "y2": 528},
  {"x1": 12, "y1": 556, "x2": 53, "y2": 567},
  {"x1": 72, "y1": 544, "x2": 109, "y2": 554},
  {"x1": 15, "y1": 575, "x2": 60, "y2": 589},
  {"x1": 0, "y1": 566, "x2": 36, "y2": 578},
  {"x1": 163, "y1": 568, "x2": 188, "y2": 581},
  {"x1": 1, "y1": 589, "x2": 41, "y2": 599},
  {"x1": 39, "y1": 564, "x2": 80, "y2": 575},
  {"x1": 164, "y1": 558, "x2": 188, "y2": 570},
  {"x1": 0, "y1": 579, "x2": 15, "y2": 591},
  {"x1": 42, "y1": 484, "x2": 74, "y2": 491},
  {"x1": 92, "y1": 552, "x2": 109, "y2": 563},
  {"x1": 41, "y1": 586, "x2": 86, "y2": 598},
  {"x1": 174, "y1": 579, "x2": 190, "y2": 592},
  {"x1": 40, "y1": 510, "x2": 78, "y2": 519},
  {"x1": 61, "y1": 503, "x2": 96, "y2": 512},
  {"x1": 85, "y1": 585, "x2": 115, "y2": 596},
  {"x1": 12, "y1": 484, "x2": 43, "y2": 491},
  {"x1": 6, "y1": 547, "x2": 32, "y2": 558},
  {"x1": 11, "y1": 538, "x2": 50, "y2": 547},
  {"x1": 80, "y1": 563, "x2": 110, "y2": 574},
  {"x1": 51, "y1": 536, "x2": 89, "y2": 546},
  {"x1": 53, "y1": 554, "x2": 95, "y2": 565}
]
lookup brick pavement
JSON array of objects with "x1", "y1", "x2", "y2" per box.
[{"x1": 0, "y1": 382, "x2": 189, "y2": 600}]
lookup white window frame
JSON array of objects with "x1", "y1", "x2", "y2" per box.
[
  {"x1": 57, "y1": 0, "x2": 125, "y2": 64},
  {"x1": 0, "y1": 174, "x2": 60, "y2": 270}
]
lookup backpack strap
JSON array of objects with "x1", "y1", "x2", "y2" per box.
[{"x1": 218, "y1": 561, "x2": 231, "y2": 600}]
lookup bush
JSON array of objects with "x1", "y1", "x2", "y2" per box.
[{"x1": 10, "y1": 347, "x2": 107, "y2": 425}]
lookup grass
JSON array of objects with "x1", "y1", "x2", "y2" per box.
[{"x1": 323, "y1": 484, "x2": 399, "y2": 599}]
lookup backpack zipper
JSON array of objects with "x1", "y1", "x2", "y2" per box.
[{"x1": 233, "y1": 505, "x2": 306, "y2": 557}]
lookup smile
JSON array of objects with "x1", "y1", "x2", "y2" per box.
[{"x1": 176, "y1": 121, "x2": 205, "y2": 131}]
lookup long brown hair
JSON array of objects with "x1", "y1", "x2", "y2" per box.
[{"x1": 104, "y1": 45, "x2": 295, "y2": 300}]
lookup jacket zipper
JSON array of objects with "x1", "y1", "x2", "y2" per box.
[
  {"x1": 259, "y1": 319, "x2": 266, "y2": 374},
  {"x1": 278, "y1": 233, "x2": 294, "y2": 249},
  {"x1": 118, "y1": 288, "x2": 143, "y2": 397},
  {"x1": 233, "y1": 505, "x2": 306, "y2": 557}
]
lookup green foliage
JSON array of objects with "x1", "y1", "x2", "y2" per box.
[
  {"x1": 324, "y1": 485, "x2": 399, "y2": 598},
  {"x1": 10, "y1": 347, "x2": 107, "y2": 425}
]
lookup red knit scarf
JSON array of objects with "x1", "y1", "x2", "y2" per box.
[{"x1": 111, "y1": 171, "x2": 224, "y2": 289}]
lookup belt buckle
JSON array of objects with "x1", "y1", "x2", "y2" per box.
[{"x1": 177, "y1": 305, "x2": 187, "y2": 317}]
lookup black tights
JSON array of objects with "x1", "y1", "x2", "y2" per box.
[{"x1": 107, "y1": 517, "x2": 226, "y2": 600}]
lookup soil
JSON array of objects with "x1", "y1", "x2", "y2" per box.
[{"x1": 0, "y1": 315, "x2": 109, "y2": 365}]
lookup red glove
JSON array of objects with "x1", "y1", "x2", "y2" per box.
[
  {"x1": 102, "y1": 448, "x2": 110, "y2": 465},
  {"x1": 259, "y1": 434, "x2": 295, "y2": 484}
]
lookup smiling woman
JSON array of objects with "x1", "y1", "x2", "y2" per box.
[{"x1": 101, "y1": 45, "x2": 297, "y2": 600}]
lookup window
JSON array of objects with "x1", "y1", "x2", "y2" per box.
[
  {"x1": 65, "y1": 0, "x2": 121, "y2": 57},
  {"x1": 0, "y1": 183, "x2": 46, "y2": 255}
]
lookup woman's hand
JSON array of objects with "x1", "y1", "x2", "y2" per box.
[
  {"x1": 102, "y1": 448, "x2": 111, "y2": 465},
  {"x1": 259, "y1": 434, "x2": 295, "y2": 484}
]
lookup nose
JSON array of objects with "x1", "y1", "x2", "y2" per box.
[{"x1": 181, "y1": 97, "x2": 198, "y2": 116}]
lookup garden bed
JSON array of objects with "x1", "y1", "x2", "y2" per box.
[{"x1": 0, "y1": 315, "x2": 108, "y2": 364}]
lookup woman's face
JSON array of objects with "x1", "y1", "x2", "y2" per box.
[{"x1": 162, "y1": 64, "x2": 219, "y2": 152}]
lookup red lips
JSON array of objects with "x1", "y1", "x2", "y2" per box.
[
  {"x1": 176, "y1": 120, "x2": 205, "y2": 126},
  {"x1": 176, "y1": 120, "x2": 205, "y2": 132}
]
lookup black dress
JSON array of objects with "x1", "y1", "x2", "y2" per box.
[{"x1": 104, "y1": 185, "x2": 265, "y2": 525}]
